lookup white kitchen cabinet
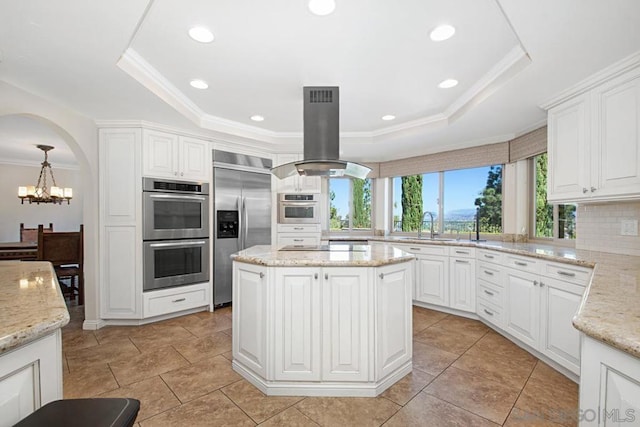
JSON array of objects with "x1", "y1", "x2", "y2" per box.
[
  {"x1": 376, "y1": 262, "x2": 413, "y2": 379},
  {"x1": 476, "y1": 260, "x2": 505, "y2": 328},
  {"x1": 321, "y1": 268, "x2": 370, "y2": 381},
  {"x1": 273, "y1": 268, "x2": 321, "y2": 381},
  {"x1": 504, "y1": 267, "x2": 540, "y2": 349},
  {"x1": 143, "y1": 129, "x2": 209, "y2": 182},
  {"x1": 415, "y1": 254, "x2": 449, "y2": 306},
  {"x1": 0, "y1": 332, "x2": 63, "y2": 426},
  {"x1": 546, "y1": 65, "x2": 640, "y2": 203},
  {"x1": 276, "y1": 223, "x2": 321, "y2": 247},
  {"x1": 233, "y1": 263, "x2": 268, "y2": 377},
  {"x1": 580, "y1": 335, "x2": 640, "y2": 426},
  {"x1": 449, "y1": 247, "x2": 476, "y2": 313},
  {"x1": 275, "y1": 153, "x2": 321, "y2": 193},
  {"x1": 143, "y1": 282, "x2": 209, "y2": 319}
]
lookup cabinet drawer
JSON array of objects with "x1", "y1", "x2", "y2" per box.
[
  {"x1": 477, "y1": 299, "x2": 502, "y2": 327},
  {"x1": 393, "y1": 243, "x2": 448, "y2": 256},
  {"x1": 477, "y1": 249, "x2": 502, "y2": 264},
  {"x1": 505, "y1": 255, "x2": 540, "y2": 273},
  {"x1": 450, "y1": 247, "x2": 475, "y2": 258},
  {"x1": 277, "y1": 235, "x2": 321, "y2": 246},
  {"x1": 477, "y1": 262, "x2": 503, "y2": 286},
  {"x1": 144, "y1": 284, "x2": 209, "y2": 318},
  {"x1": 477, "y1": 279, "x2": 503, "y2": 308},
  {"x1": 277, "y1": 224, "x2": 321, "y2": 233},
  {"x1": 543, "y1": 261, "x2": 592, "y2": 285}
]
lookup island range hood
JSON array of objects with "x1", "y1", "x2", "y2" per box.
[{"x1": 271, "y1": 87, "x2": 371, "y2": 180}]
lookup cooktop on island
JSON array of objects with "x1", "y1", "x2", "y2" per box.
[{"x1": 278, "y1": 244, "x2": 367, "y2": 252}]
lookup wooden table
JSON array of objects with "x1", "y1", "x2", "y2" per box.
[{"x1": 0, "y1": 242, "x2": 37, "y2": 260}]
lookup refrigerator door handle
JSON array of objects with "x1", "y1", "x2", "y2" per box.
[
  {"x1": 242, "y1": 196, "x2": 248, "y2": 249},
  {"x1": 236, "y1": 196, "x2": 242, "y2": 248}
]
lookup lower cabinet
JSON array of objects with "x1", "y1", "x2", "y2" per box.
[
  {"x1": 449, "y1": 256, "x2": 476, "y2": 312},
  {"x1": 504, "y1": 267, "x2": 540, "y2": 349},
  {"x1": 580, "y1": 335, "x2": 640, "y2": 426},
  {"x1": 142, "y1": 282, "x2": 209, "y2": 319},
  {"x1": 415, "y1": 255, "x2": 449, "y2": 306}
]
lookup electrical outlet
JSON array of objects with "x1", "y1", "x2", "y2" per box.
[{"x1": 620, "y1": 219, "x2": 638, "y2": 236}]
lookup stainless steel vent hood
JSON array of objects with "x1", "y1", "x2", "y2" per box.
[{"x1": 271, "y1": 87, "x2": 371, "y2": 180}]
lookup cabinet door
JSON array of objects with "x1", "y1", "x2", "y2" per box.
[
  {"x1": 143, "y1": 130, "x2": 178, "y2": 178},
  {"x1": 592, "y1": 71, "x2": 640, "y2": 198},
  {"x1": 539, "y1": 277, "x2": 584, "y2": 374},
  {"x1": 275, "y1": 153, "x2": 300, "y2": 193},
  {"x1": 504, "y1": 268, "x2": 540, "y2": 349},
  {"x1": 233, "y1": 263, "x2": 268, "y2": 377},
  {"x1": 298, "y1": 175, "x2": 321, "y2": 193},
  {"x1": 274, "y1": 268, "x2": 321, "y2": 381},
  {"x1": 547, "y1": 94, "x2": 590, "y2": 202},
  {"x1": 449, "y1": 257, "x2": 476, "y2": 312},
  {"x1": 321, "y1": 268, "x2": 369, "y2": 381},
  {"x1": 376, "y1": 262, "x2": 412, "y2": 379},
  {"x1": 415, "y1": 255, "x2": 449, "y2": 306},
  {"x1": 179, "y1": 136, "x2": 209, "y2": 181}
]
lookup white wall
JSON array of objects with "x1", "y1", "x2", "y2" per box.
[{"x1": 0, "y1": 163, "x2": 84, "y2": 241}]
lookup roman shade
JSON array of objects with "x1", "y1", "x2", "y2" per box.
[{"x1": 508, "y1": 126, "x2": 547, "y2": 162}]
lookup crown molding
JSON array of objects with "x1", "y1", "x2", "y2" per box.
[
  {"x1": 539, "y1": 49, "x2": 640, "y2": 110},
  {"x1": 0, "y1": 157, "x2": 80, "y2": 170}
]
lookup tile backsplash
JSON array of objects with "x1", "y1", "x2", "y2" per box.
[{"x1": 576, "y1": 201, "x2": 640, "y2": 256}]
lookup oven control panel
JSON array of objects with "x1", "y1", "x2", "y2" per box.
[{"x1": 217, "y1": 210, "x2": 239, "y2": 239}]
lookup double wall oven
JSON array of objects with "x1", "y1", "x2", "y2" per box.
[{"x1": 142, "y1": 178, "x2": 210, "y2": 292}]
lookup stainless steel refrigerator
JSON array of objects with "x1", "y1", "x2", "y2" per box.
[{"x1": 212, "y1": 150, "x2": 272, "y2": 305}]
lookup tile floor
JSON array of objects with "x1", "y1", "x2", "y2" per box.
[{"x1": 62, "y1": 304, "x2": 579, "y2": 426}]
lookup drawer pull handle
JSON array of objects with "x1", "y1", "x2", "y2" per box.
[
  {"x1": 484, "y1": 254, "x2": 494, "y2": 259},
  {"x1": 557, "y1": 271, "x2": 576, "y2": 277},
  {"x1": 483, "y1": 309, "x2": 494, "y2": 316},
  {"x1": 455, "y1": 250, "x2": 468, "y2": 255},
  {"x1": 293, "y1": 227, "x2": 303, "y2": 230},
  {"x1": 259, "y1": 272, "x2": 264, "y2": 279},
  {"x1": 379, "y1": 273, "x2": 384, "y2": 279},
  {"x1": 455, "y1": 260, "x2": 469, "y2": 264},
  {"x1": 324, "y1": 273, "x2": 328, "y2": 280},
  {"x1": 293, "y1": 239, "x2": 304, "y2": 242},
  {"x1": 514, "y1": 261, "x2": 528, "y2": 267},
  {"x1": 172, "y1": 298, "x2": 186, "y2": 303},
  {"x1": 533, "y1": 280, "x2": 538, "y2": 286},
  {"x1": 484, "y1": 290, "x2": 494, "y2": 296},
  {"x1": 409, "y1": 247, "x2": 422, "y2": 251},
  {"x1": 484, "y1": 270, "x2": 494, "y2": 276},
  {"x1": 314, "y1": 273, "x2": 318, "y2": 279}
]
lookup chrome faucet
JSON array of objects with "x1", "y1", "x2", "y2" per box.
[{"x1": 418, "y1": 211, "x2": 435, "y2": 239}]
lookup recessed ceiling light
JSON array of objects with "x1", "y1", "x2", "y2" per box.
[
  {"x1": 190, "y1": 79, "x2": 209, "y2": 89},
  {"x1": 382, "y1": 115, "x2": 396, "y2": 121},
  {"x1": 250, "y1": 115, "x2": 265, "y2": 122},
  {"x1": 308, "y1": 0, "x2": 336, "y2": 16},
  {"x1": 188, "y1": 26, "x2": 214, "y2": 43},
  {"x1": 430, "y1": 24, "x2": 456, "y2": 41},
  {"x1": 438, "y1": 79, "x2": 458, "y2": 89}
]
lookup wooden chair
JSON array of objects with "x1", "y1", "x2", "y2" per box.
[
  {"x1": 37, "y1": 224, "x2": 84, "y2": 305},
  {"x1": 20, "y1": 223, "x2": 53, "y2": 243}
]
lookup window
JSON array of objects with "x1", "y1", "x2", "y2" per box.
[
  {"x1": 391, "y1": 165, "x2": 503, "y2": 236},
  {"x1": 329, "y1": 178, "x2": 372, "y2": 231},
  {"x1": 532, "y1": 153, "x2": 576, "y2": 239}
]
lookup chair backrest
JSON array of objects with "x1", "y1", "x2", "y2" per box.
[
  {"x1": 20, "y1": 223, "x2": 53, "y2": 243},
  {"x1": 37, "y1": 224, "x2": 83, "y2": 267}
]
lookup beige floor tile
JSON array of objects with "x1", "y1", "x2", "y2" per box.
[
  {"x1": 99, "y1": 376, "x2": 181, "y2": 422},
  {"x1": 384, "y1": 392, "x2": 500, "y2": 427},
  {"x1": 411, "y1": 341, "x2": 458, "y2": 376},
  {"x1": 130, "y1": 325, "x2": 196, "y2": 352},
  {"x1": 222, "y1": 380, "x2": 303, "y2": 423},
  {"x1": 154, "y1": 312, "x2": 205, "y2": 328},
  {"x1": 62, "y1": 329, "x2": 99, "y2": 352},
  {"x1": 412, "y1": 307, "x2": 448, "y2": 335},
  {"x1": 380, "y1": 369, "x2": 435, "y2": 406},
  {"x1": 161, "y1": 355, "x2": 242, "y2": 402},
  {"x1": 63, "y1": 363, "x2": 119, "y2": 398},
  {"x1": 93, "y1": 324, "x2": 155, "y2": 345},
  {"x1": 472, "y1": 331, "x2": 538, "y2": 365},
  {"x1": 221, "y1": 350, "x2": 233, "y2": 361},
  {"x1": 184, "y1": 314, "x2": 233, "y2": 337},
  {"x1": 452, "y1": 345, "x2": 537, "y2": 389},
  {"x1": 66, "y1": 339, "x2": 140, "y2": 371},
  {"x1": 414, "y1": 324, "x2": 486, "y2": 355},
  {"x1": 515, "y1": 362, "x2": 579, "y2": 427},
  {"x1": 425, "y1": 366, "x2": 520, "y2": 424},
  {"x1": 140, "y1": 390, "x2": 256, "y2": 427},
  {"x1": 434, "y1": 315, "x2": 490, "y2": 335},
  {"x1": 504, "y1": 407, "x2": 566, "y2": 426},
  {"x1": 296, "y1": 397, "x2": 400, "y2": 427},
  {"x1": 110, "y1": 346, "x2": 189, "y2": 386},
  {"x1": 259, "y1": 407, "x2": 319, "y2": 426},
  {"x1": 172, "y1": 331, "x2": 232, "y2": 363},
  {"x1": 62, "y1": 352, "x2": 69, "y2": 374}
]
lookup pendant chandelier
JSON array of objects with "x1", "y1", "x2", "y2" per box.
[{"x1": 18, "y1": 145, "x2": 73, "y2": 205}]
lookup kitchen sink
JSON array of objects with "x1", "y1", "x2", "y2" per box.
[{"x1": 394, "y1": 237, "x2": 456, "y2": 242}]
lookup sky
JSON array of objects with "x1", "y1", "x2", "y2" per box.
[{"x1": 329, "y1": 165, "x2": 496, "y2": 220}]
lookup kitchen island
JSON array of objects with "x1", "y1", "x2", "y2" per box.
[
  {"x1": 231, "y1": 244, "x2": 415, "y2": 396},
  {"x1": 0, "y1": 261, "x2": 69, "y2": 425}
]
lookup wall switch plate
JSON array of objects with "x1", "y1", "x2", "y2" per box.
[{"x1": 620, "y1": 219, "x2": 638, "y2": 236}]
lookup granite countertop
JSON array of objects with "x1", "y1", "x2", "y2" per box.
[
  {"x1": 0, "y1": 261, "x2": 70, "y2": 355},
  {"x1": 232, "y1": 244, "x2": 415, "y2": 267}
]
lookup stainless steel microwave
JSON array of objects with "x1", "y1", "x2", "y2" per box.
[
  {"x1": 143, "y1": 178, "x2": 209, "y2": 240},
  {"x1": 277, "y1": 193, "x2": 320, "y2": 224}
]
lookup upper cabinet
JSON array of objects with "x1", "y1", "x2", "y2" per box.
[
  {"x1": 546, "y1": 63, "x2": 640, "y2": 203},
  {"x1": 274, "y1": 153, "x2": 321, "y2": 193},
  {"x1": 143, "y1": 129, "x2": 210, "y2": 182}
]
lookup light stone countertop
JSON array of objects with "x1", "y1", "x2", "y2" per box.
[
  {"x1": 0, "y1": 261, "x2": 70, "y2": 355},
  {"x1": 231, "y1": 244, "x2": 415, "y2": 267}
]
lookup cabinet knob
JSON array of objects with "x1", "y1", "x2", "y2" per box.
[
  {"x1": 259, "y1": 272, "x2": 264, "y2": 279},
  {"x1": 324, "y1": 273, "x2": 328, "y2": 280},
  {"x1": 379, "y1": 273, "x2": 384, "y2": 279},
  {"x1": 540, "y1": 281, "x2": 545, "y2": 287},
  {"x1": 590, "y1": 186, "x2": 596, "y2": 192},
  {"x1": 314, "y1": 273, "x2": 318, "y2": 279},
  {"x1": 181, "y1": 172, "x2": 184, "y2": 176},
  {"x1": 582, "y1": 187, "x2": 588, "y2": 194},
  {"x1": 174, "y1": 172, "x2": 178, "y2": 176},
  {"x1": 533, "y1": 280, "x2": 538, "y2": 286}
]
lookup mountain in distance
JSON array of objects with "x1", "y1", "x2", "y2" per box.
[{"x1": 444, "y1": 209, "x2": 477, "y2": 221}]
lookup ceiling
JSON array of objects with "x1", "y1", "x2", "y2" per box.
[{"x1": 1, "y1": 0, "x2": 639, "y2": 163}]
